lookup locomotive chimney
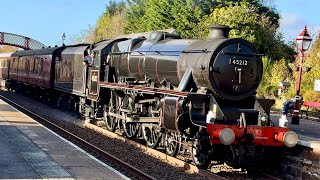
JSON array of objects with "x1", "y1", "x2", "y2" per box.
[{"x1": 209, "y1": 25, "x2": 231, "y2": 39}]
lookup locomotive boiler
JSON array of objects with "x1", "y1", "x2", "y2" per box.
[
  {"x1": 110, "y1": 25, "x2": 261, "y2": 101},
  {"x1": 2, "y1": 25, "x2": 298, "y2": 170}
]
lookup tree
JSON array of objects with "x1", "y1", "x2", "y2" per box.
[
  {"x1": 0, "y1": 45, "x2": 18, "y2": 52},
  {"x1": 94, "y1": 1, "x2": 126, "y2": 41},
  {"x1": 105, "y1": 0, "x2": 126, "y2": 16},
  {"x1": 257, "y1": 58, "x2": 290, "y2": 98},
  {"x1": 169, "y1": 0, "x2": 208, "y2": 38},
  {"x1": 124, "y1": 0, "x2": 281, "y2": 39},
  {"x1": 71, "y1": 25, "x2": 95, "y2": 44},
  {"x1": 124, "y1": 0, "x2": 148, "y2": 33},
  {"x1": 125, "y1": 0, "x2": 210, "y2": 38},
  {"x1": 203, "y1": 2, "x2": 292, "y2": 60}
]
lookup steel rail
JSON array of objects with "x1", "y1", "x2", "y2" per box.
[
  {"x1": 260, "y1": 173, "x2": 282, "y2": 180},
  {"x1": 0, "y1": 95, "x2": 155, "y2": 180}
]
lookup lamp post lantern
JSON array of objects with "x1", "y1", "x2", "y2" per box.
[
  {"x1": 62, "y1": 32, "x2": 66, "y2": 46},
  {"x1": 291, "y1": 26, "x2": 312, "y2": 125}
]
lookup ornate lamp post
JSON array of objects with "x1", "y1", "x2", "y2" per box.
[
  {"x1": 291, "y1": 26, "x2": 312, "y2": 125},
  {"x1": 62, "y1": 32, "x2": 66, "y2": 46}
]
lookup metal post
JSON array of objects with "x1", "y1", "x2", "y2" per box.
[
  {"x1": 62, "y1": 33, "x2": 66, "y2": 46},
  {"x1": 0, "y1": 32, "x2": 4, "y2": 44},
  {"x1": 25, "y1": 37, "x2": 30, "y2": 50},
  {"x1": 291, "y1": 50, "x2": 304, "y2": 125},
  {"x1": 296, "y1": 50, "x2": 304, "y2": 95},
  {"x1": 291, "y1": 26, "x2": 312, "y2": 125}
]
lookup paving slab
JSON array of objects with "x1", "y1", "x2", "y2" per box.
[{"x1": 0, "y1": 99, "x2": 129, "y2": 180}]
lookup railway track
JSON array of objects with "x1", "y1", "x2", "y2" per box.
[
  {"x1": 0, "y1": 94, "x2": 155, "y2": 180},
  {"x1": 84, "y1": 121, "x2": 227, "y2": 180},
  {"x1": 0, "y1": 92, "x2": 283, "y2": 180},
  {"x1": 84, "y1": 121, "x2": 285, "y2": 180}
]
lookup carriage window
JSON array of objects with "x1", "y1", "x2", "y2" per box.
[
  {"x1": 12, "y1": 58, "x2": 14, "y2": 72},
  {"x1": 32, "y1": 58, "x2": 35, "y2": 71},
  {"x1": 40, "y1": 58, "x2": 44, "y2": 73},
  {"x1": 25, "y1": 58, "x2": 28, "y2": 71},
  {"x1": 43, "y1": 58, "x2": 47, "y2": 72}
]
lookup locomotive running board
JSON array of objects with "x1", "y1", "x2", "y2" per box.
[
  {"x1": 99, "y1": 82, "x2": 188, "y2": 97},
  {"x1": 108, "y1": 112, "x2": 159, "y2": 123}
]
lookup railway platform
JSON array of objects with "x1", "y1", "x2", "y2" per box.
[
  {"x1": 0, "y1": 99, "x2": 129, "y2": 180},
  {"x1": 270, "y1": 114, "x2": 320, "y2": 149}
]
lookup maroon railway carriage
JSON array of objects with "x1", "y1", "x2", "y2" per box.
[
  {"x1": 9, "y1": 47, "x2": 63, "y2": 89},
  {"x1": 7, "y1": 44, "x2": 92, "y2": 112}
]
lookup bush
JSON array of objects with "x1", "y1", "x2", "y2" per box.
[
  {"x1": 256, "y1": 58, "x2": 290, "y2": 98},
  {"x1": 303, "y1": 91, "x2": 320, "y2": 103}
]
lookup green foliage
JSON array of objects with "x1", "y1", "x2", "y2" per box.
[
  {"x1": 268, "y1": 59, "x2": 290, "y2": 86},
  {"x1": 93, "y1": 1, "x2": 126, "y2": 42},
  {"x1": 125, "y1": 0, "x2": 209, "y2": 38},
  {"x1": 105, "y1": 0, "x2": 126, "y2": 16},
  {"x1": 303, "y1": 91, "x2": 320, "y2": 103},
  {"x1": 257, "y1": 58, "x2": 290, "y2": 98},
  {"x1": 204, "y1": 2, "x2": 288, "y2": 59},
  {"x1": 71, "y1": 25, "x2": 95, "y2": 44},
  {"x1": 124, "y1": 0, "x2": 148, "y2": 33},
  {"x1": 169, "y1": 0, "x2": 208, "y2": 38}
]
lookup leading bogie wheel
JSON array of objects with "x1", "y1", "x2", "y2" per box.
[{"x1": 191, "y1": 139, "x2": 211, "y2": 169}]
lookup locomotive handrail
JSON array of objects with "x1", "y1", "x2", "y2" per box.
[
  {"x1": 222, "y1": 51, "x2": 262, "y2": 57},
  {"x1": 132, "y1": 50, "x2": 211, "y2": 53},
  {"x1": 113, "y1": 50, "x2": 210, "y2": 56},
  {"x1": 182, "y1": 49, "x2": 210, "y2": 53}
]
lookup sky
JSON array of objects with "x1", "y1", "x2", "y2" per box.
[
  {"x1": 0, "y1": 0, "x2": 319, "y2": 46},
  {"x1": 275, "y1": 0, "x2": 320, "y2": 42}
]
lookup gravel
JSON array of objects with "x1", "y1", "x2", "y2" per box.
[{"x1": 0, "y1": 90, "x2": 209, "y2": 180}]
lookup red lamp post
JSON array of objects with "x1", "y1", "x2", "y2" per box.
[{"x1": 291, "y1": 26, "x2": 313, "y2": 125}]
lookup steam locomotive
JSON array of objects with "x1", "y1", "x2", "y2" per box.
[{"x1": 0, "y1": 25, "x2": 298, "y2": 169}]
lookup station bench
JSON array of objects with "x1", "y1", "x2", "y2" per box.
[{"x1": 300, "y1": 101, "x2": 320, "y2": 120}]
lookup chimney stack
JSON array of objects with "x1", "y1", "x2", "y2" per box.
[{"x1": 209, "y1": 25, "x2": 231, "y2": 39}]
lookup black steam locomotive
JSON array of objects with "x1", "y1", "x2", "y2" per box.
[{"x1": 2, "y1": 25, "x2": 298, "y2": 169}]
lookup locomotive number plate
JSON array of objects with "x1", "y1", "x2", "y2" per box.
[
  {"x1": 229, "y1": 59, "x2": 248, "y2": 66},
  {"x1": 91, "y1": 75, "x2": 98, "y2": 82}
]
